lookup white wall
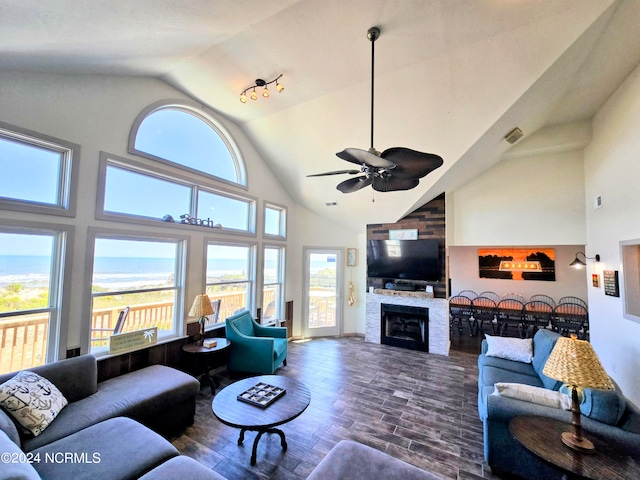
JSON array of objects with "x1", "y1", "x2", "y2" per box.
[
  {"x1": 0, "y1": 70, "x2": 357, "y2": 354},
  {"x1": 448, "y1": 149, "x2": 586, "y2": 246},
  {"x1": 449, "y1": 245, "x2": 588, "y2": 303},
  {"x1": 584, "y1": 60, "x2": 640, "y2": 405}
]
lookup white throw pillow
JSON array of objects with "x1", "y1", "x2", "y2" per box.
[
  {"x1": 493, "y1": 382, "x2": 571, "y2": 410},
  {"x1": 485, "y1": 334, "x2": 533, "y2": 363},
  {"x1": 0, "y1": 370, "x2": 68, "y2": 436}
]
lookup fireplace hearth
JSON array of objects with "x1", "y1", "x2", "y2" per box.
[{"x1": 380, "y1": 303, "x2": 429, "y2": 352}]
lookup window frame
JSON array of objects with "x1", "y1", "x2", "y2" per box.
[
  {"x1": 128, "y1": 100, "x2": 247, "y2": 189},
  {"x1": 263, "y1": 201, "x2": 287, "y2": 240},
  {"x1": 204, "y1": 240, "x2": 257, "y2": 328},
  {"x1": 0, "y1": 220, "x2": 75, "y2": 366},
  {"x1": 0, "y1": 120, "x2": 79, "y2": 217},
  {"x1": 96, "y1": 152, "x2": 257, "y2": 236},
  {"x1": 261, "y1": 244, "x2": 286, "y2": 326},
  {"x1": 82, "y1": 227, "x2": 189, "y2": 356}
]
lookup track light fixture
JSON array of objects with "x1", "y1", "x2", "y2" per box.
[
  {"x1": 570, "y1": 252, "x2": 600, "y2": 268},
  {"x1": 240, "y1": 74, "x2": 284, "y2": 103}
]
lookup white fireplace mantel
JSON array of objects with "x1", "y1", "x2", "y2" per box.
[{"x1": 366, "y1": 289, "x2": 449, "y2": 355}]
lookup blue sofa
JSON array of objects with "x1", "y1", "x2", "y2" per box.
[
  {"x1": 478, "y1": 329, "x2": 640, "y2": 479},
  {"x1": 225, "y1": 310, "x2": 287, "y2": 374}
]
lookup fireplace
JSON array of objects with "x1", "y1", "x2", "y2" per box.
[{"x1": 380, "y1": 303, "x2": 429, "y2": 352}]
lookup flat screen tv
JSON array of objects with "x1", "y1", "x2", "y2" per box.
[{"x1": 366, "y1": 239, "x2": 440, "y2": 281}]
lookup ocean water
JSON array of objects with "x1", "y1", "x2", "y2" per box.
[{"x1": 0, "y1": 255, "x2": 336, "y2": 289}]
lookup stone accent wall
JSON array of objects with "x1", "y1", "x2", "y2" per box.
[
  {"x1": 366, "y1": 193, "x2": 446, "y2": 298},
  {"x1": 366, "y1": 289, "x2": 449, "y2": 356}
]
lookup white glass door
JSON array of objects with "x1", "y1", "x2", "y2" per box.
[{"x1": 303, "y1": 248, "x2": 342, "y2": 337}]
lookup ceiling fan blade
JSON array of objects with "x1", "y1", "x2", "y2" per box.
[
  {"x1": 372, "y1": 176, "x2": 419, "y2": 192},
  {"x1": 336, "y1": 148, "x2": 396, "y2": 169},
  {"x1": 307, "y1": 169, "x2": 361, "y2": 177},
  {"x1": 381, "y1": 147, "x2": 444, "y2": 179},
  {"x1": 337, "y1": 176, "x2": 373, "y2": 193}
]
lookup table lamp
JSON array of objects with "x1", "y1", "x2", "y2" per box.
[
  {"x1": 189, "y1": 294, "x2": 214, "y2": 345},
  {"x1": 542, "y1": 334, "x2": 614, "y2": 453}
]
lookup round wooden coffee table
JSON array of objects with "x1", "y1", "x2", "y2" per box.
[{"x1": 212, "y1": 375, "x2": 310, "y2": 465}]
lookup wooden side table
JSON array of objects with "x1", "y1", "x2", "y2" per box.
[
  {"x1": 509, "y1": 415, "x2": 640, "y2": 480},
  {"x1": 182, "y1": 338, "x2": 231, "y2": 394}
]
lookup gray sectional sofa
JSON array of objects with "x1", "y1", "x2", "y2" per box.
[
  {"x1": 0, "y1": 354, "x2": 224, "y2": 480},
  {"x1": 478, "y1": 329, "x2": 640, "y2": 479}
]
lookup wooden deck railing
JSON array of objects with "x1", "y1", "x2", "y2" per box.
[
  {"x1": 0, "y1": 314, "x2": 49, "y2": 374},
  {"x1": 0, "y1": 290, "x2": 266, "y2": 373}
]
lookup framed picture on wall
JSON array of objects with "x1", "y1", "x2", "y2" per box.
[
  {"x1": 592, "y1": 274, "x2": 600, "y2": 288},
  {"x1": 346, "y1": 248, "x2": 357, "y2": 267}
]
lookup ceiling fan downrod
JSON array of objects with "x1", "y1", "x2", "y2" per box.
[{"x1": 368, "y1": 27, "x2": 380, "y2": 156}]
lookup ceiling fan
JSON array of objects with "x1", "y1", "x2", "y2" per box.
[{"x1": 308, "y1": 26, "x2": 443, "y2": 194}]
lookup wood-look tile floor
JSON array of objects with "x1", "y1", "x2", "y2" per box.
[{"x1": 170, "y1": 336, "x2": 502, "y2": 480}]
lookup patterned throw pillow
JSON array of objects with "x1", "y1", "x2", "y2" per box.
[
  {"x1": 485, "y1": 334, "x2": 533, "y2": 363},
  {"x1": 0, "y1": 370, "x2": 68, "y2": 436}
]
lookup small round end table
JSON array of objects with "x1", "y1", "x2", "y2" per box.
[{"x1": 182, "y1": 337, "x2": 230, "y2": 394}]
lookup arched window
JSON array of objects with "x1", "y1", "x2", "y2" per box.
[{"x1": 129, "y1": 101, "x2": 246, "y2": 187}]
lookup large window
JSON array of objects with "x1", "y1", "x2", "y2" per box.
[
  {"x1": 129, "y1": 102, "x2": 246, "y2": 186},
  {"x1": 205, "y1": 243, "x2": 256, "y2": 323},
  {"x1": 89, "y1": 235, "x2": 185, "y2": 354},
  {"x1": 98, "y1": 154, "x2": 256, "y2": 234},
  {"x1": 0, "y1": 121, "x2": 78, "y2": 216},
  {"x1": 262, "y1": 246, "x2": 285, "y2": 325},
  {"x1": 0, "y1": 227, "x2": 69, "y2": 373}
]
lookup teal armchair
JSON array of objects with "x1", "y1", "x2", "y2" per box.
[{"x1": 225, "y1": 310, "x2": 288, "y2": 374}]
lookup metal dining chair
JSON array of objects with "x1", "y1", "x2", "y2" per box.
[
  {"x1": 529, "y1": 294, "x2": 556, "y2": 308},
  {"x1": 457, "y1": 290, "x2": 478, "y2": 300},
  {"x1": 449, "y1": 295, "x2": 473, "y2": 335},
  {"x1": 471, "y1": 296, "x2": 497, "y2": 336},
  {"x1": 478, "y1": 291, "x2": 501, "y2": 304},
  {"x1": 502, "y1": 292, "x2": 526, "y2": 303},
  {"x1": 496, "y1": 299, "x2": 526, "y2": 337},
  {"x1": 558, "y1": 296, "x2": 587, "y2": 309},
  {"x1": 552, "y1": 303, "x2": 588, "y2": 339},
  {"x1": 523, "y1": 301, "x2": 553, "y2": 338}
]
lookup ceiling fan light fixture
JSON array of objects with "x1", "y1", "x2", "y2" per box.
[{"x1": 240, "y1": 74, "x2": 283, "y2": 104}]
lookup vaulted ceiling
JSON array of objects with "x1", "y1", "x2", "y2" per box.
[{"x1": 2, "y1": 0, "x2": 640, "y2": 232}]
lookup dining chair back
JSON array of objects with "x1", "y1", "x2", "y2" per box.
[
  {"x1": 478, "y1": 291, "x2": 501, "y2": 304},
  {"x1": 523, "y1": 301, "x2": 553, "y2": 338},
  {"x1": 529, "y1": 294, "x2": 556, "y2": 308},
  {"x1": 449, "y1": 295, "x2": 473, "y2": 335},
  {"x1": 471, "y1": 296, "x2": 497, "y2": 336},
  {"x1": 552, "y1": 302, "x2": 588, "y2": 339},
  {"x1": 495, "y1": 299, "x2": 526, "y2": 337}
]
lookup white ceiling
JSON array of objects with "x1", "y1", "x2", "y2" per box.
[{"x1": 2, "y1": 0, "x2": 640, "y2": 232}]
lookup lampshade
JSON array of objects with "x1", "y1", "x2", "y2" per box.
[
  {"x1": 188, "y1": 294, "x2": 214, "y2": 318},
  {"x1": 569, "y1": 255, "x2": 587, "y2": 268},
  {"x1": 543, "y1": 335, "x2": 613, "y2": 390}
]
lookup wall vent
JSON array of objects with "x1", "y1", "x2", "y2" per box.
[{"x1": 594, "y1": 194, "x2": 603, "y2": 209}]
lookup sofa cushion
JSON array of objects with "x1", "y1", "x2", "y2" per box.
[
  {"x1": 559, "y1": 380, "x2": 627, "y2": 426},
  {"x1": 531, "y1": 329, "x2": 562, "y2": 390},
  {"x1": 307, "y1": 440, "x2": 439, "y2": 480},
  {"x1": 0, "y1": 406, "x2": 21, "y2": 446},
  {"x1": 478, "y1": 352, "x2": 539, "y2": 378},
  {"x1": 31, "y1": 417, "x2": 178, "y2": 480},
  {"x1": 485, "y1": 335, "x2": 533, "y2": 363},
  {"x1": 0, "y1": 370, "x2": 68, "y2": 436},
  {"x1": 493, "y1": 383, "x2": 571, "y2": 410},
  {"x1": 0, "y1": 355, "x2": 98, "y2": 404},
  {"x1": 480, "y1": 365, "x2": 544, "y2": 390},
  {"x1": 21, "y1": 364, "x2": 199, "y2": 452},
  {"x1": 0, "y1": 429, "x2": 40, "y2": 480},
  {"x1": 138, "y1": 456, "x2": 226, "y2": 480}
]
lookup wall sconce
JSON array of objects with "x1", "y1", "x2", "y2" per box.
[
  {"x1": 240, "y1": 74, "x2": 284, "y2": 103},
  {"x1": 570, "y1": 252, "x2": 600, "y2": 268}
]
